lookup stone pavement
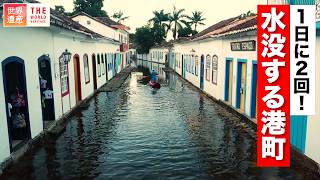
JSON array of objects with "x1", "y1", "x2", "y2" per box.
[{"x1": 99, "y1": 66, "x2": 135, "y2": 92}]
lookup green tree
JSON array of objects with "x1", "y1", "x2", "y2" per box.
[
  {"x1": 178, "y1": 26, "x2": 195, "y2": 38},
  {"x1": 55, "y1": 5, "x2": 65, "y2": 14},
  {"x1": 134, "y1": 26, "x2": 155, "y2": 54},
  {"x1": 163, "y1": 18, "x2": 173, "y2": 38},
  {"x1": 239, "y1": 10, "x2": 256, "y2": 19},
  {"x1": 112, "y1": 11, "x2": 129, "y2": 23},
  {"x1": 187, "y1": 11, "x2": 206, "y2": 31},
  {"x1": 149, "y1": 10, "x2": 170, "y2": 40},
  {"x1": 129, "y1": 33, "x2": 135, "y2": 44},
  {"x1": 169, "y1": 6, "x2": 187, "y2": 40},
  {"x1": 73, "y1": 0, "x2": 107, "y2": 17},
  {"x1": 149, "y1": 9, "x2": 170, "y2": 27},
  {"x1": 177, "y1": 21, "x2": 197, "y2": 37},
  {"x1": 152, "y1": 23, "x2": 166, "y2": 44}
]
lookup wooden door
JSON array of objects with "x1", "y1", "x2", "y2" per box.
[
  {"x1": 239, "y1": 62, "x2": 246, "y2": 112},
  {"x1": 73, "y1": 56, "x2": 82, "y2": 103}
]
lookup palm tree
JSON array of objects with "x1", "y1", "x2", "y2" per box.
[
  {"x1": 149, "y1": 10, "x2": 172, "y2": 38},
  {"x1": 187, "y1": 11, "x2": 206, "y2": 31},
  {"x1": 149, "y1": 9, "x2": 170, "y2": 27},
  {"x1": 112, "y1": 11, "x2": 129, "y2": 23},
  {"x1": 170, "y1": 6, "x2": 187, "y2": 40},
  {"x1": 163, "y1": 18, "x2": 173, "y2": 38}
]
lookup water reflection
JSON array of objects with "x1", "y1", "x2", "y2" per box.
[{"x1": 1, "y1": 63, "x2": 319, "y2": 179}]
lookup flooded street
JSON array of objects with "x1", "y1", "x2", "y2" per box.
[{"x1": 1, "y1": 63, "x2": 318, "y2": 179}]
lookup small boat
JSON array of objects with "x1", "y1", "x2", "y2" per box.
[{"x1": 149, "y1": 81, "x2": 161, "y2": 89}]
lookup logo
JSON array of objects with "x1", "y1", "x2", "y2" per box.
[{"x1": 3, "y1": 3, "x2": 50, "y2": 27}]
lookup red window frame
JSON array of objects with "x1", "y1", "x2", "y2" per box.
[{"x1": 61, "y1": 63, "x2": 70, "y2": 97}]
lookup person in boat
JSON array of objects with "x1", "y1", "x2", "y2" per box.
[{"x1": 150, "y1": 70, "x2": 158, "y2": 83}]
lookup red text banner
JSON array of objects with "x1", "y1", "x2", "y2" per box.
[{"x1": 257, "y1": 5, "x2": 290, "y2": 167}]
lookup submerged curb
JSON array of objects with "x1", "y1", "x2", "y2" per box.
[
  {"x1": 168, "y1": 68, "x2": 320, "y2": 175},
  {"x1": 0, "y1": 66, "x2": 134, "y2": 176}
]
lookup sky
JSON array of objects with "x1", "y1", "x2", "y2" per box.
[{"x1": 39, "y1": 0, "x2": 265, "y2": 34}]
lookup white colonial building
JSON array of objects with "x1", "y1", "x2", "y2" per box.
[
  {"x1": 72, "y1": 12, "x2": 131, "y2": 70},
  {"x1": 149, "y1": 42, "x2": 172, "y2": 65},
  {"x1": 140, "y1": 10, "x2": 320, "y2": 169},
  {"x1": 171, "y1": 15, "x2": 257, "y2": 119},
  {"x1": 0, "y1": 1, "x2": 130, "y2": 167}
]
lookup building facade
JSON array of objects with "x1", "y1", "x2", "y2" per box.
[
  {"x1": 72, "y1": 12, "x2": 131, "y2": 72},
  {"x1": 150, "y1": 47, "x2": 170, "y2": 64},
  {"x1": 0, "y1": 2, "x2": 129, "y2": 165},
  {"x1": 170, "y1": 16, "x2": 257, "y2": 119},
  {"x1": 269, "y1": 0, "x2": 320, "y2": 169},
  {"x1": 139, "y1": 8, "x2": 320, "y2": 166}
]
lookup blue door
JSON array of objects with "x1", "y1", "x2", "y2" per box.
[
  {"x1": 116, "y1": 53, "x2": 121, "y2": 73},
  {"x1": 290, "y1": 116, "x2": 308, "y2": 153},
  {"x1": 250, "y1": 62, "x2": 257, "y2": 118},
  {"x1": 289, "y1": 0, "x2": 314, "y2": 5},
  {"x1": 200, "y1": 55, "x2": 205, "y2": 90}
]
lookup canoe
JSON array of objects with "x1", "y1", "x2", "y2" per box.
[{"x1": 149, "y1": 81, "x2": 161, "y2": 89}]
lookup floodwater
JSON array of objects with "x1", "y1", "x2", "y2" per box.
[{"x1": 1, "y1": 62, "x2": 319, "y2": 179}]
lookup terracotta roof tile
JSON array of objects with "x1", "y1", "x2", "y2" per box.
[
  {"x1": 96, "y1": 17, "x2": 130, "y2": 31},
  {"x1": 191, "y1": 16, "x2": 240, "y2": 39},
  {"x1": 0, "y1": 0, "x2": 120, "y2": 42},
  {"x1": 152, "y1": 41, "x2": 173, "y2": 48},
  {"x1": 96, "y1": 16, "x2": 119, "y2": 26},
  {"x1": 71, "y1": 12, "x2": 129, "y2": 31},
  {"x1": 192, "y1": 15, "x2": 257, "y2": 41}
]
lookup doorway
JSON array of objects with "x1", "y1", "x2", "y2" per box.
[
  {"x1": 121, "y1": 53, "x2": 124, "y2": 71},
  {"x1": 38, "y1": 55, "x2": 55, "y2": 129},
  {"x1": 73, "y1": 55, "x2": 82, "y2": 103},
  {"x1": 92, "y1": 54, "x2": 97, "y2": 90},
  {"x1": 224, "y1": 59, "x2": 233, "y2": 104},
  {"x1": 200, "y1": 55, "x2": 205, "y2": 90},
  {"x1": 236, "y1": 60, "x2": 247, "y2": 112},
  {"x1": 114, "y1": 53, "x2": 117, "y2": 75},
  {"x1": 250, "y1": 62, "x2": 257, "y2": 118},
  {"x1": 2, "y1": 57, "x2": 31, "y2": 152},
  {"x1": 181, "y1": 55, "x2": 186, "y2": 78},
  {"x1": 116, "y1": 53, "x2": 121, "y2": 73},
  {"x1": 105, "y1": 54, "x2": 108, "y2": 81},
  {"x1": 165, "y1": 54, "x2": 168, "y2": 64}
]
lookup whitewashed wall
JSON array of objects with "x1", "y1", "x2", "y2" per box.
[
  {"x1": 172, "y1": 32, "x2": 320, "y2": 166},
  {"x1": 172, "y1": 33, "x2": 257, "y2": 118},
  {"x1": 0, "y1": 26, "x2": 52, "y2": 161},
  {"x1": 305, "y1": 36, "x2": 320, "y2": 164},
  {"x1": 149, "y1": 48, "x2": 169, "y2": 64},
  {"x1": 72, "y1": 15, "x2": 117, "y2": 40},
  {"x1": 0, "y1": 20, "x2": 119, "y2": 163},
  {"x1": 221, "y1": 35, "x2": 257, "y2": 116},
  {"x1": 50, "y1": 30, "x2": 119, "y2": 116}
]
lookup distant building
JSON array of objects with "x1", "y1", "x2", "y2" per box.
[
  {"x1": 72, "y1": 12, "x2": 131, "y2": 71},
  {"x1": 149, "y1": 42, "x2": 173, "y2": 65}
]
